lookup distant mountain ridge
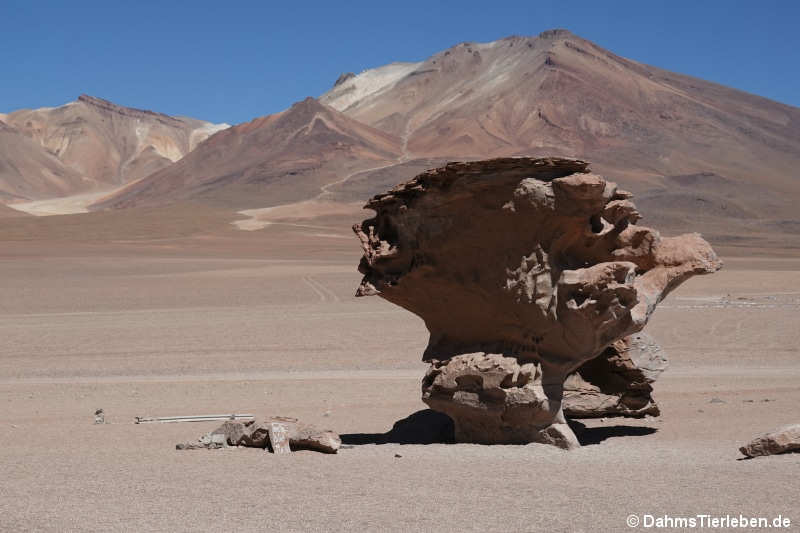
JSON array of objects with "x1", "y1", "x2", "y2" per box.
[
  {"x1": 1, "y1": 95, "x2": 228, "y2": 201},
  {"x1": 318, "y1": 29, "x2": 800, "y2": 245},
  {"x1": 321, "y1": 29, "x2": 800, "y2": 189},
  {"x1": 93, "y1": 97, "x2": 403, "y2": 209},
  {"x1": 4, "y1": 29, "x2": 800, "y2": 249}
]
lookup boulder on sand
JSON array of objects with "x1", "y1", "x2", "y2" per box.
[
  {"x1": 177, "y1": 416, "x2": 341, "y2": 454},
  {"x1": 739, "y1": 424, "x2": 800, "y2": 458},
  {"x1": 215, "y1": 416, "x2": 341, "y2": 454},
  {"x1": 353, "y1": 157, "x2": 721, "y2": 448}
]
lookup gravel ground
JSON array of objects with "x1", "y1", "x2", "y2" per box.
[{"x1": 0, "y1": 242, "x2": 797, "y2": 532}]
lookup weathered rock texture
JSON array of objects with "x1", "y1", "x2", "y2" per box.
[
  {"x1": 739, "y1": 424, "x2": 800, "y2": 458},
  {"x1": 354, "y1": 157, "x2": 721, "y2": 448},
  {"x1": 563, "y1": 332, "x2": 667, "y2": 418},
  {"x1": 176, "y1": 432, "x2": 229, "y2": 450},
  {"x1": 422, "y1": 353, "x2": 579, "y2": 448},
  {"x1": 176, "y1": 417, "x2": 341, "y2": 454},
  {"x1": 218, "y1": 417, "x2": 341, "y2": 454}
]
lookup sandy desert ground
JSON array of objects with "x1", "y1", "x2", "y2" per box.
[{"x1": 0, "y1": 214, "x2": 798, "y2": 532}]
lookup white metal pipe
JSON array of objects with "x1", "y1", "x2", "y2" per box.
[{"x1": 134, "y1": 414, "x2": 255, "y2": 424}]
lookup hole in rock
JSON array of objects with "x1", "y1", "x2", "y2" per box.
[
  {"x1": 500, "y1": 372, "x2": 530, "y2": 388},
  {"x1": 572, "y1": 292, "x2": 589, "y2": 306},
  {"x1": 589, "y1": 214, "x2": 604, "y2": 233},
  {"x1": 455, "y1": 374, "x2": 484, "y2": 392}
]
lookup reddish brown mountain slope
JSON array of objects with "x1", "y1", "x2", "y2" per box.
[
  {"x1": 94, "y1": 98, "x2": 402, "y2": 209},
  {"x1": 320, "y1": 30, "x2": 800, "y2": 247},
  {"x1": 91, "y1": 30, "x2": 799, "y2": 248},
  {"x1": 2, "y1": 95, "x2": 227, "y2": 200},
  {"x1": 0, "y1": 120, "x2": 87, "y2": 202},
  {"x1": 322, "y1": 29, "x2": 800, "y2": 193}
]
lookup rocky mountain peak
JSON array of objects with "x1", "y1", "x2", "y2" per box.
[
  {"x1": 537, "y1": 28, "x2": 575, "y2": 40},
  {"x1": 334, "y1": 72, "x2": 356, "y2": 87},
  {"x1": 77, "y1": 94, "x2": 182, "y2": 125}
]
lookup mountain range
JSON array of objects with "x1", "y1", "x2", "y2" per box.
[
  {"x1": 2, "y1": 29, "x2": 799, "y2": 247},
  {"x1": 0, "y1": 94, "x2": 227, "y2": 202},
  {"x1": 94, "y1": 97, "x2": 402, "y2": 210}
]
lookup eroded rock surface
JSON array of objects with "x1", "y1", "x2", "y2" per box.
[
  {"x1": 176, "y1": 432, "x2": 228, "y2": 450},
  {"x1": 740, "y1": 424, "x2": 800, "y2": 458},
  {"x1": 423, "y1": 353, "x2": 579, "y2": 448},
  {"x1": 563, "y1": 333, "x2": 667, "y2": 418},
  {"x1": 227, "y1": 417, "x2": 341, "y2": 453},
  {"x1": 178, "y1": 417, "x2": 341, "y2": 453},
  {"x1": 354, "y1": 157, "x2": 721, "y2": 448}
]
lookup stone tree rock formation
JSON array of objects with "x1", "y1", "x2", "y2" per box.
[{"x1": 353, "y1": 157, "x2": 721, "y2": 449}]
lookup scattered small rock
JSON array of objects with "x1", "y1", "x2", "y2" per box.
[
  {"x1": 178, "y1": 416, "x2": 341, "y2": 454},
  {"x1": 739, "y1": 424, "x2": 800, "y2": 458},
  {"x1": 394, "y1": 453, "x2": 402, "y2": 458},
  {"x1": 333, "y1": 72, "x2": 355, "y2": 87},
  {"x1": 213, "y1": 420, "x2": 248, "y2": 444},
  {"x1": 709, "y1": 398, "x2": 726, "y2": 404},
  {"x1": 267, "y1": 421, "x2": 292, "y2": 454},
  {"x1": 94, "y1": 409, "x2": 105, "y2": 424},
  {"x1": 176, "y1": 432, "x2": 227, "y2": 450}
]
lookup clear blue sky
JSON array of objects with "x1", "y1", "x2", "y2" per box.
[{"x1": 2, "y1": 0, "x2": 798, "y2": 124}]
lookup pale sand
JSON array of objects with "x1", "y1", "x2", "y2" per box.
[
  {"x1": 233, "y1": 200, "x2": 365, "y2": 231},
  {"x1": 10, "y1": 190, "x2": 116, "y2": 216},
  {"x1": 0, "y1": 234, "x2": 798, "y2": 531},
  {"x1": 232, "y1": 157, "x2": 404, "y2": 232}
]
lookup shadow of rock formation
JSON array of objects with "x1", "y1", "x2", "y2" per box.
[
  {"x1": 568, "y1": 419, "x2": 658, "y2": 446},
  {"x1": 342, "y1": 410, "x2": 455, "y2": 445},
  {"x1": 342, "y1": 410, "x2": 658, "y2": 447}
]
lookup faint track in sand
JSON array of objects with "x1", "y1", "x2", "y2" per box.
[
  {"x1": 308, "y1": 275, "x2": 340, "y2": 302},
  {"x1": 302, "y1": 275, "x2": 340, "y2": 302},
  {"x1": 0, "y1": 369, "x2": 422, "y2": 385},
  {"x1": 302, "y1": 276, "x2": 328, "y2": 301}
]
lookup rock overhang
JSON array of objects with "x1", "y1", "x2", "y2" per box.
[{"x1": 353, "y1": 156, "x2": 721, "y2": 447}]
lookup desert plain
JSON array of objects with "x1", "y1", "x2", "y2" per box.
[{"x1": 0, "y1": 207, "x2": 797, "y2": 532}]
